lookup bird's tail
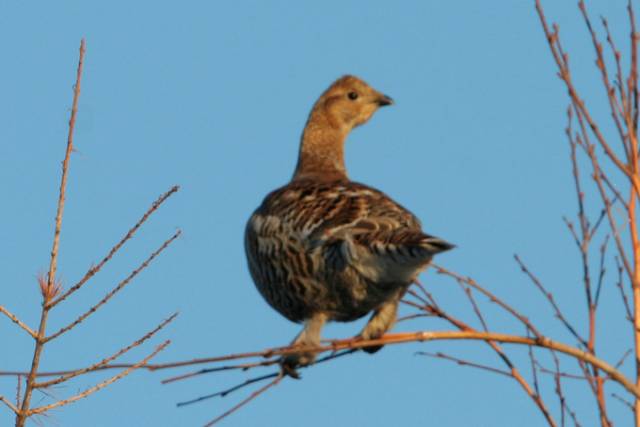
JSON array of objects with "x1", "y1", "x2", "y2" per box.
[{"x1": 419, "y1": 234, "x2": 455, "y2": 255}]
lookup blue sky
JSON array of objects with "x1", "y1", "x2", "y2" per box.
[{"x1": 0, "y1": 1, "x2": 635, "y2": 426}]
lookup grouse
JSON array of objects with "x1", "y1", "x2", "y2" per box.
[{"x1": 244, "y1": 75, "x2": 453, "y2": 374}]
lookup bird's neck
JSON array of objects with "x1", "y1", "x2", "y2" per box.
[{"x1": 293, "y1": 111, "x2": 349, "y2": 182}]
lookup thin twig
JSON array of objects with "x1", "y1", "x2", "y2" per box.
[
  {"x1": 15, "y1": 374, "x2": 21, "y2": 408},
  {"x1": 616, "y1": 348, "x2": 633, "y2": 370},
  {"x1": 416, "y1": 351, "x2": 512, "y2": 378},
  {"x1": 514, "y1": 255, "x2": 587, "y2": 347},
  {"x1": 0, "y1": 395, "x2": 19, "y2": 414},
  {"x1": 535, "y1": 362, "x2": 590, "y2": 381},
  {"x1": 578, "y1": 0, "x2": 631, "y2": 160},
  {"x1": 0, "y1": 306, "x2": 36, "y2": 338},
  {"x1": 45, "y1": 230, "x2": 181, "y2": 342},
  {"x1": 164, "y1": 361, "x2": 279, "y2": 385},
  {"x1": 164, "y1": 348, "x2": 357, "y2": 385},
  {"x1": 49, "y1": 186, "x2": 180, "y2": 309},
  {"x1": 602, "y1": 16, "x2": 631, "y2": 156},
  {"x1": 528, "y1": 344, "x2": 542, "y2": 398},
  {"x1": 460, "y1": 284, "x2": 490, "y2": 332},
  {"x1": 433, "y1": 264, "x2": 543, "y2": 338},
  {"x1": 536, "y1": 0, "x2": 637, "y2": 191},
  {"x1": 612, "y1": 392, "x2": 635, "y2": 412},
  {"x1": 594, "y1": 235, "x2": 609, "y2": 307},
  {"x1": 28, "y1": 341, "x2": 170, "y2": 416},
  {"x1": 404, "y1": 290, "x2": 557, "y2": 425},
  {"x1": 397, "y1": 313, "x2": 432, "y2": 322},
  {"x1": 177, "y1": 373, "x2": 278, "y2": 406},
  {"x1": 202, "y1": 372, "x2": 285, "y2": 427},
  {"x1": 565, "y1": 101, "x2": 611, "y2": 427},
  {"x1": 35, "y1": 313, "x2": 177, "y2": 389}
]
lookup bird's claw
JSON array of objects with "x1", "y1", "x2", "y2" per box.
[{"x1": 279, "y1": 356, "x2": 304, "y2": 379}]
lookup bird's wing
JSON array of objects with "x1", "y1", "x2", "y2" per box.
[
  {"x1": 298, "y1": 182, "x2": 453, "y2": 282},
  {"x1": 246, "y1": 180, "x2": 452, "y2": 285},
  {"x1": 316, "y1": 213, "x2": 453, "y2": 282}
]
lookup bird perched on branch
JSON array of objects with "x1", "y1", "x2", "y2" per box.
[{"x1": 245, "y1": 75, "x2": 453, "y2": 376}]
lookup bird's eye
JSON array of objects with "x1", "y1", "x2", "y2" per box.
[{"x1": 347, "y1": 91, "x2": 359, "y2": 100}]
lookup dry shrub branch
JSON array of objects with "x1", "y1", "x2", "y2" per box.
[{"x1": 0, "y1": 39, "x2": 180, "y2": 427}]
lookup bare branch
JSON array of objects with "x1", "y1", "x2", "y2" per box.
[
  {"x1": 45, "y1": 230, "x2": 181, "y2": 342},
  {"x1": 15, "y1": 375, "x2": 21, "y2": 408},
  {"x1": 433, "y1": 264, "x2": 543, "y2": 338},
  {"x1": 537, "y1": 2, "x2": 635, "y2": 183},
  {"x1": 148, "y1": 330, "x2": 640, "y2": 398},
  {"x1": 0, "y1": 306, "x2": 36, "y2": 338},
  {"x1": 16, "y1": 39, "x2": 86, "y2": 427},
  {"x1": 176, "y1": 373, "x2": 279, "y2": 406},
  {"x1": 514, "y1": 255, "x2": 587, "y2": 347},
  {"x1": 202, "y1": 372, "x2": 284, "y2": 427},
  {"x1": 28, "y1": 340, "x2": 170, "y2": 416},
  {"x1": 35, "y1": 313, "x2": 177, "y2": 389},
  {"x1": 45, "y1": 40, "x2": 85, "y2": 296},
  {"x1": 49, "y1": 185, "x2": 180, "y2": 309},
  {"x1": 611, "y1": 392, "x2": 635, "y2": 412},
  {"x1": 594, "y1": 235, "x2": 609, "y2": 307},
  {"x1": 615, "y1": 348, "x2": 633, "y2": 370},
  {"x1": 528, "y1": 344, "x2": 542, "y2": 398},
  {"x1": 578, "y1": 0, "x2": 631, "y2": 160},
  {"x1": 413, "y1": 293, "x2": 557, "y2": 427},
  {"x1": 416, "y1": 351, "x2": 512, "y2": 378},
  {"x1": 0, "y1": 395, "x2": 19, "y2": 415},
  {"x1": 163, "y1": 349, "x2": 356, "y2": 385}
]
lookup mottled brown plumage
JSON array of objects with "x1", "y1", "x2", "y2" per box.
[{"x1": 245, "y1": 75, "x2": 453, "y2": 373}]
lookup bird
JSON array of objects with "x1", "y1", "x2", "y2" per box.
[{"x1": 244, "y1": 75, "x2": 453, "y2": 376}]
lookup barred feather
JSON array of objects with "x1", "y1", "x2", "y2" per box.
[{"x1": 245, "y1": 179, "x2": 453, "y2": 323}]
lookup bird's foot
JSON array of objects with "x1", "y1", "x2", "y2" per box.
[
  {"x1": 279, "y1": 351, "x2": 316, "y2": 379},
  {"x1": 354, "y1": 333, "x2": 384, "y2": 354},
  {"x1": 357, "y1": 319, "x2": 390, "y2": 354}
]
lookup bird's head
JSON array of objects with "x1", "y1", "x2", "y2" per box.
[
  {"x1": 294, "y1": 75, "x2": 393, "y2": 181},
  {"x1": 312, "y1": 75, "x2": 393, "y2": 132}
]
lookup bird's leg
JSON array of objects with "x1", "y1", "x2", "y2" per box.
[
  {"x1": 281, "y1": 312, "x2": 327, "y2": 378},
  {"x1": 358, "y1": 287, "x2": 407, "y2": 354},
  {"x1": 358, "y1": 299, "x2": 398, "y2": 354}
]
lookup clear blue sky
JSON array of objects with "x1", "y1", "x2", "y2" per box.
[{"x1": 0, "y1": 1, "x2": 634, "y2": 426}]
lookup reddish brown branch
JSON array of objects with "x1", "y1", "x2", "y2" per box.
[
  {"x1": 578, "y1": 1, "x2": 631, "y2": 161},
  {"x1": 514, "y1": 255, "x2": 587, "y2": 347},
  {"x1": 433, "y1": 264, "x2": 543, "y2": 337}
]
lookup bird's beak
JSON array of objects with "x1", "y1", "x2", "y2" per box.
[{"x1": 376, "y1": 94, "x2": 394, "y2": 107}]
